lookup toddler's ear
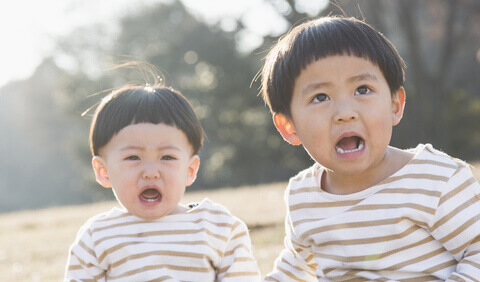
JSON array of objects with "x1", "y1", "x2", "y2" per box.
[
  {"x1": 273, "y1": 113, "x2": 302, "y2": 146},
  {"x1": 92, "y1": 156, "x2": 111, "y2": 188},
  {"x1": 392, "y1": 87, "x2": 406, "y2": 126},
  {"x1": 186, "y1": 155, "x2": 200, "y2": 187}
]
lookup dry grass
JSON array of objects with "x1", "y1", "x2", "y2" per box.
[
  {"x1": 0, "y1": 182, "x2": 286, "y2": 281},
  {"x1": 2, "y1": 162, "x2": 479, "y2": 281}
]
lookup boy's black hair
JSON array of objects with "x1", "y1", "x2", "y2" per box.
[
  {"x1": 90, "y1": 85, "x2": 204, "y2": 156},
  {"x1": 260, "y1": 16, "x2": 406, "y2": 117}
]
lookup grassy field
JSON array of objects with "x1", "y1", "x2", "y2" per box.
[
  {"x1": 0, "y1": 182, "x2": 287, "y2": 281},
  {"x1": 1, "y1": 163, "x2": 479, "y2": 281}
]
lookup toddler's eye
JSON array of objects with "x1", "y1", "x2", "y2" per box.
[
  {"x1": 355, "y1": 86, "x2": 371, "y2": 95},
  {"x1": 162, "y1": 155, "x2": 175, "y2": 160},
  {"x1": 312, "y1": 94, "x2": 330, "y2": 103},
  {"x1": 125, "y1": 155, "x2": 140, "y2": 161}
]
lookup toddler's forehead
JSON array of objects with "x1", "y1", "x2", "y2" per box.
[{"x1": 102, "y1": 122, "x2": 194, "y2": 150}]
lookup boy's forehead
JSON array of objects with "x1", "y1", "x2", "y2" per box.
[
  {"x1": 293, "y1": 56, "x2": 386, "y2": 93},
  {"x1": 297, "y1": 55, "x2": 382, "y2": 78}
]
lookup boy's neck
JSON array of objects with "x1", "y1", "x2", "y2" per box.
[{"x1": 321, "y1": 146, "x2": 414, "y2": 195}]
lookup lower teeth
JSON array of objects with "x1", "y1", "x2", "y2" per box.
[
  {"x1": 336, "y1": 141, "x2": 364, "y2": 153},
  {"x1": 144, "y1": 198, "x2": 158, "y2": 202}
]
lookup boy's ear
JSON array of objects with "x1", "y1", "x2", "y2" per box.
[
  {"x1": 92, "y1": 156, "x2": 111, "y2": 188},
  {"x1": 186, "y1": 155, "x2": 200, "y2": 187},
  {"x1": 392, "y1": 87, "x2": 406, "y2": 126},
  {"x1": 273, "y1": 113, "x2": 302, "y2": 146}
]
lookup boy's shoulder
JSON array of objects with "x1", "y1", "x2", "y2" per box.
[
  {"x1": 286, "y1": 163, "x2": 322, "y2": 193},
  {"x1": 411, "y1": 143, "x2": 468, "y2": 173},
  {"x1": 400, "y1": 144, "x2": 476, "y2": 193}
]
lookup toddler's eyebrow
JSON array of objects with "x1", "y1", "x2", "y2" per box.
[{"x1": 120, "y1": 145, "x2": 181, "y2": 151}]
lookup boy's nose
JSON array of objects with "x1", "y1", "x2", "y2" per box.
[
  {"x1": 142, "y1": 164, "x2": 160, "y2": 179},
  {"x1": 334, "y1": 102, "x2": 359, "y2": 123}
]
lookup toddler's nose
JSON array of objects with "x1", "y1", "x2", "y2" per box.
[{"x1": 143, "y1": 163, "x2": 160, "y2": 179}]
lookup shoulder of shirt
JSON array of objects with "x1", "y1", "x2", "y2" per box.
[
  {"x1": 417, "y1": 143, "x2": 470, "y2": 172},
  {"x1": 286, "y1": 163, "x2": 321, "y2": 191},
  {"x1": 81, "y1": 207, "x2": 128, "y2": 229},
  {"x1": 72, "y1": 207, "x2": 127, "y2": 241},
  {"x1": 189, "y1": 198, "x2": 248, "y2": 229},
  {"x1": 189, "y1": 198, "x2": 236, "y2": 217}
]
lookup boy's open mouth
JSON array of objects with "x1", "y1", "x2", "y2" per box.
[
  {"x1": 335, "y1": 136, "x2": 365, "y2": 154},
  {"x1": 139, "y1": 188, "x2": 162, "y2": 202}
]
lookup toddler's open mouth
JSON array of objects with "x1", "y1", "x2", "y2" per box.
[
  {"x1": 140, "y1": 188, "x2": 162, "y2": 202},
  {"x1": 335, "y1": 136, "x2": 365, "y2": 154}
]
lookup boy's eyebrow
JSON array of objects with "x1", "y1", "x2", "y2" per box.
[
  {"x1": 347, "y1": 73, "x2": 378, "y2": 83},
  {"x1": 300, "y1": 73, "x2": 379, "y2": 96},
  {"x1": 301, "y1": 82, "x2": 331, "y2": 96}
]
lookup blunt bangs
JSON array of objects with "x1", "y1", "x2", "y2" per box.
[{"x1": 90, "y1": 86, "x2": 204, "y2": 156}]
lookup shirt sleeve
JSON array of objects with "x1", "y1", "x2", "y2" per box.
[
  {"x1": 264, "y1": 215, "x2": 318, "y2": 281},
  {"x1": 429, "y1": 164, "x2": 480, "y2": 281},
  {"x1": 216, "y1": 219, "x2": 261, "y2": 281},
  {"x1": 65, "y1": 224, "x2": 106, "y2": 281}
]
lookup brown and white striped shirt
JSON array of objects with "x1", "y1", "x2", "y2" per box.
[
  {"x1": 66, "y1": 198, "x2": 260, "y2": 281},
  {"x1": 265, "y1": 144, "x2": 480, "y2": 281}
]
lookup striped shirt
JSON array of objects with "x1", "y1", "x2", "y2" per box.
[
  {"x1": 265, "y1": 144, "x2": 480, "y2": 281},
  {"x1": 65, "y1": 198, "x2": 260, "y2": 281}
]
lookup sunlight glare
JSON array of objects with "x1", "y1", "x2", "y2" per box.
[{"x1": 0, "y1": 0, "x2": 76, "y2": 86}]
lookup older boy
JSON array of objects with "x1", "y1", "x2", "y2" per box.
[
  {"x1": 260, "y1": 16, "x2": 480, "y2": 281},
  {"x1": 65, "y1": 84, "x2": 260, "y2": 281}
]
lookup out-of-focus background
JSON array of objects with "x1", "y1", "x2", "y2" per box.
[
  {"x1": 1, "y1": 0, "x2": 479, "y2": 213},
  {"x1": 0, "y1": 0, "x2": 479, "y2": 280}
]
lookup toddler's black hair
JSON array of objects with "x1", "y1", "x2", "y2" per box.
[{"x1": 90, "y1": 85, "x2": 204, "y2": 156}]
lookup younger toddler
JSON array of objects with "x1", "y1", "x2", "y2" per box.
[{"x1": 65, "y1": 83, "x2": 260, "y2": 281}]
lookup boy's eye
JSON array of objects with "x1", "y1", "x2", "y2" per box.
[
  {"x1": 355, "y1": 86, "x2": 371, "y2": 95},
  {"x1": 312, "y1": 93, "x2": 330, "y2": 103},
  {"x1": 125, "y1": 155, "x2": 140, "y2": 161}
]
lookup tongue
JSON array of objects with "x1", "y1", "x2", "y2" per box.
[
  {"x1": 337, "y1": 136, "x2": 359, "y2": 151},
  {"x1": 141, "y1": 189, "x2": 160, "y2": 199}
]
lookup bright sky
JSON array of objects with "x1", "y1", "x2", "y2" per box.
[
  {"x1": 0, "y1": 0, "x2": 327, "y2": 87},
  {"x1": 0, "y1": 0, "x2": 154, "y2": 87}
]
